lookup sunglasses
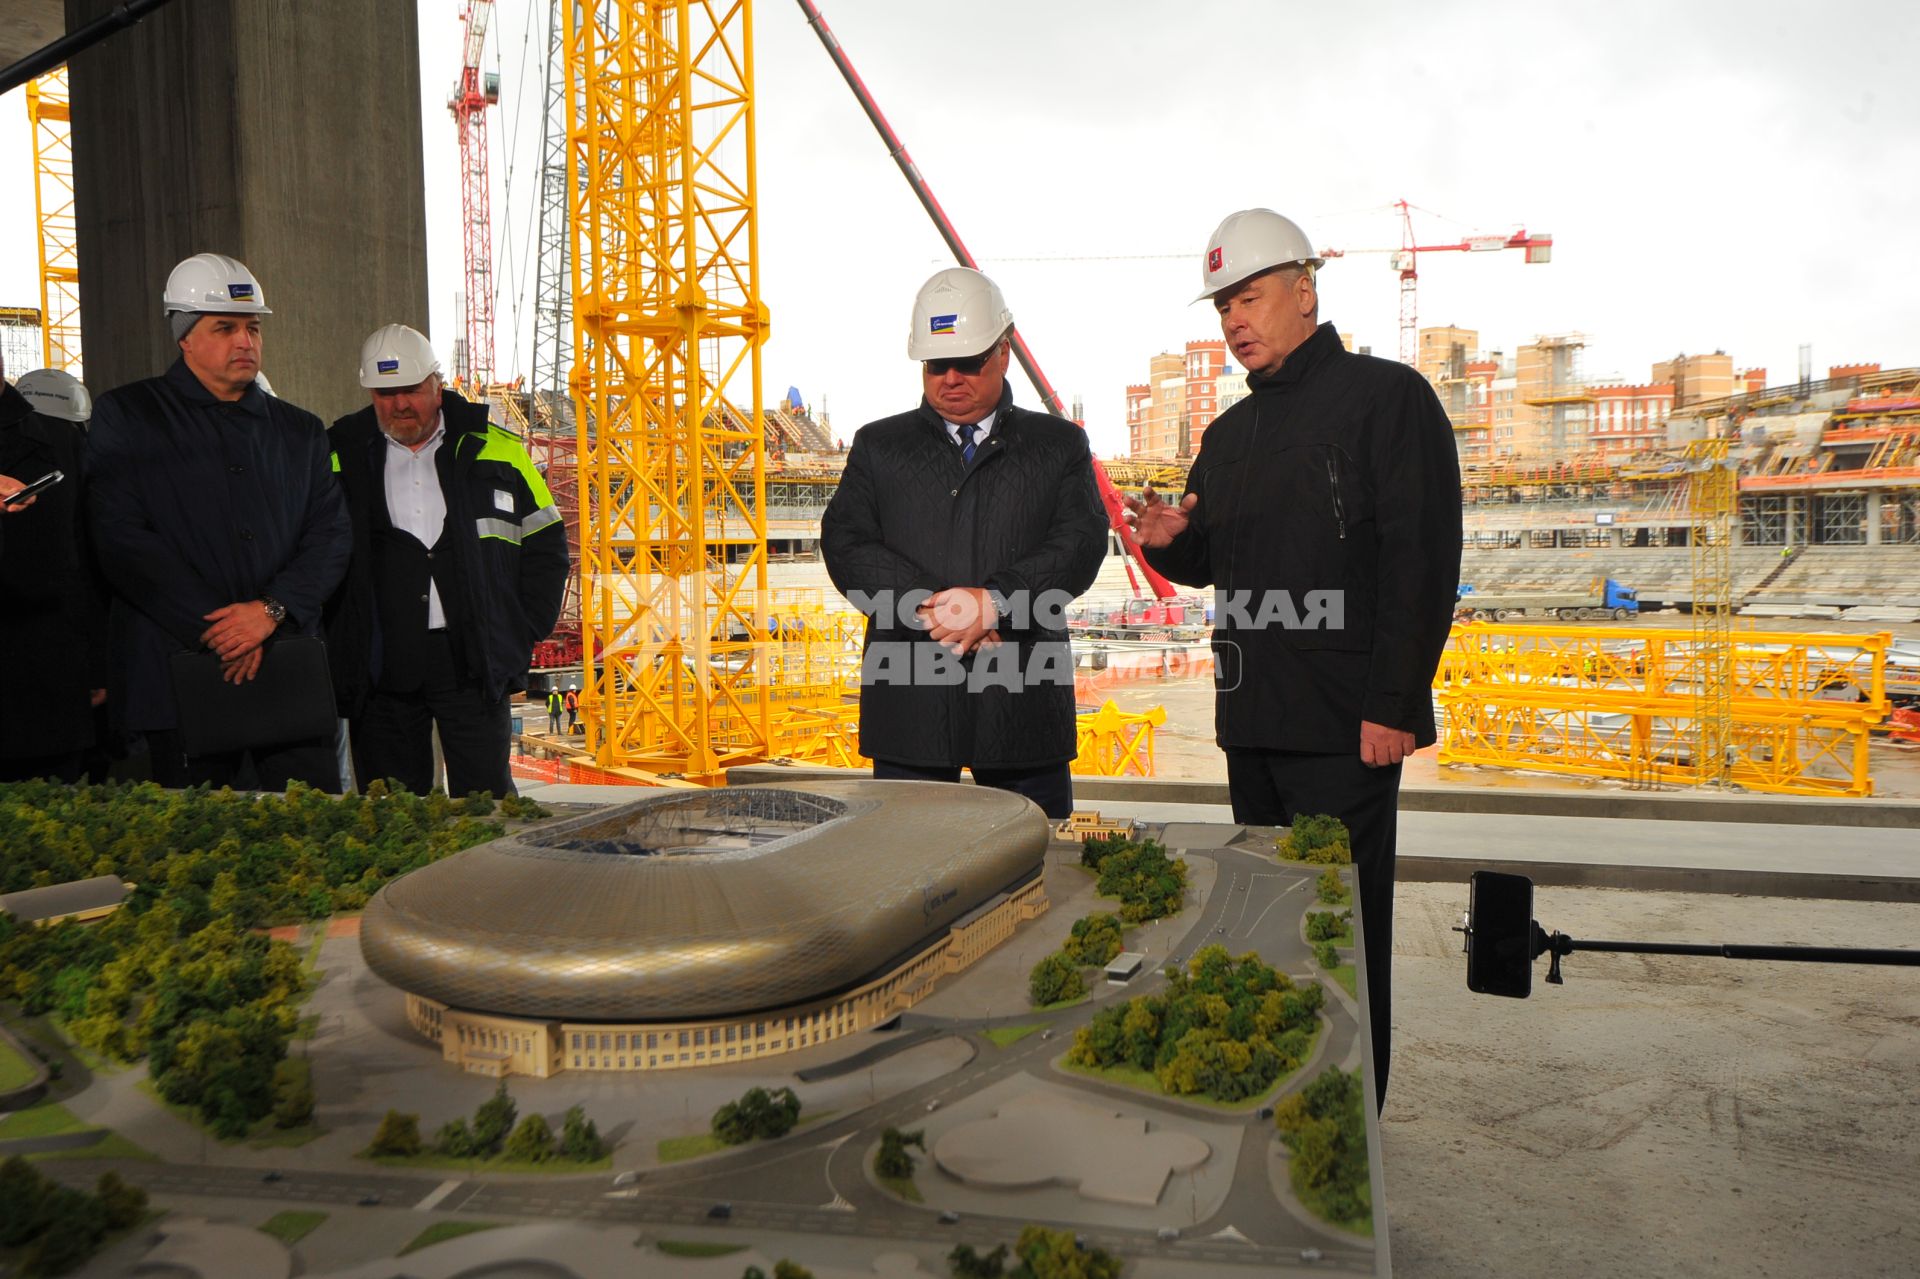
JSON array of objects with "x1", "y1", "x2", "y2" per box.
[{"x1": 924, "y1": 350, "x2": 994, "y2": 377}]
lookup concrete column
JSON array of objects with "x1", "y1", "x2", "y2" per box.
[
  {"x1": 65, "y1": 0, "x2": 428, "y2": 418},
  {"x1": 1866, "y1": 491, "x2": 1883, "y2": 546}
]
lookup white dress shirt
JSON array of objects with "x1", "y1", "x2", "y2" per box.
[
  {"x1": 943, "y1": 410, "x2": 997, "y2": 449},
  {"x1": 382, "y1": 415, "x2": 448, "y2": 629}
]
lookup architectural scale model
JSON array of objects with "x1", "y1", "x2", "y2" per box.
[{"x1": 360, "y1": 781, "x2": 1050, "y2": 1078}]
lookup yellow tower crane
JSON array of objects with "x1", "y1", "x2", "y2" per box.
[
  {"x1": 1685, "y1": 434, "x2": 1737, "y2": 785},
  {"x1": 566, "y1": 0, "x2": 772, "y2": 784},
  {"x1": 26, "y1": 67, "x2": 82, "y2": 375}
]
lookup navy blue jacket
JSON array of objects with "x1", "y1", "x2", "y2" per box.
[{"x1": 89, "y1": 360, "x2": 351, "y2": 733}]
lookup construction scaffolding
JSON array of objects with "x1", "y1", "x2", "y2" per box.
[
  {"x1": 568, "y1": 0, "x2": 772, "y2": 783},
  {"x1": 26, "y1": 69, "x2": 80, "y2": 375},
  {"x1": 1687, "y1": 435, "x2": 1737, "y2": 784},
  {"x1": 1435, "y1": 623, "x2": 1889, "y2": 796}
]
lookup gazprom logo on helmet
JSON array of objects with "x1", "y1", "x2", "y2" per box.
[
  {"x1": 377, "y1": 358, "x2": 401, "y2": 375},
  {"x1": 929, "y1": 314, "x2": 958, "y2": 336},
  {"x1": 228, "y1": 282, "x2": 256, "y2": 301},
  {"x1": 1207, "y1": 247, "x2": 1223, "y2": 274}
]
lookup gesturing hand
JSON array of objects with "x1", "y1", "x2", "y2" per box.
[{"x1": 1122, "y1": 485, "x2": 1197, "y2": 548}]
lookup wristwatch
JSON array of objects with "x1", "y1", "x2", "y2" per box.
[
  {"x1": 986, "y1": 587, "x2": 1012, "y2": 626},
  {"x1": 261, "y1": 596, "x2": 288, "y2": 626}
]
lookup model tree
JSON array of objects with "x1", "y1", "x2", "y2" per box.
[
  {"x1": 365, "y1": 1109, "x2": 423, "y2": 1157},
  {"x1": 948, "y1": 1242, "x2": 1010, "y2": 1279},
  {"x1": 712, "y1": 1085, "x2": 802, "y2": 1145},
  {"x1": 873, "y1": 1126, "x2": 925, "y2": 1181},
  {"x1": 505, "y1": 1113, "x2": 556, "y2": 1163},
  {"x1": 560, "y1": 1104, "x2": 608, "y2": 1161},
  {"x1": 1027, "y1": 952, "x2": 1086, "y2": 1008},
  {"x1": 1273, "y1": 1065, "x2": 1371, "y2": 1230},
  {"x1": 1009, "y1": 1224, "x2": 1122, "y2": 1279},
  {"x1": 1061, "y1": 913, "x2": 1124, "y2": 966},
  {"x1": 471, "y1": 1082, "x2": 519, "y2": 1155},
  {"x1": 1277, "y1": 813, "x2": 1352, "y2": 863}
]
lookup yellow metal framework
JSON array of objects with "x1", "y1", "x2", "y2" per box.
[
  {"x1": 568, "y1": 0, "x2": 771, "y2": 782},
  {"x1": 26, "y1": 69, "x2": 82, "y2": 375},
  {"x1": 1687, "y1": 436, "x2": 1736, "y2": 784},
  {"x1": 1436, "y1": 623, "x2": 1888, "y2": 796}
]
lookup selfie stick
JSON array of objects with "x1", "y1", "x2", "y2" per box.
[{"x1": 1528, "y1": 922, "x2": 1920, "y2": 986}]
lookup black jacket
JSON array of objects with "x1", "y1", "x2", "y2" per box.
[
  {"x1": 324, "y1": 389, "x2": 569, "y2": 713},
  {"x1": 1143, "y1": 323, "x2": 1461, "y2": 752},
  {"x1": 0, "y1": 382, "x2": 103, "y2": 759},
  {"x1": 821, "y1": 384, "x2": 1108, "y2": 769},
  {"x1": 89, "y1": 361, "x2": 351, "y2": 733}
]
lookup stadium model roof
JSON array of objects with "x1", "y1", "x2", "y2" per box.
[{"x1": 360, "y1": 781, "x2": 1046, "y2": 1021}]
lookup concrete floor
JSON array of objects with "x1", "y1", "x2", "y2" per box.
[{"x1": 1382, "y1": 880, "x2": 1920, "y2": 1278}]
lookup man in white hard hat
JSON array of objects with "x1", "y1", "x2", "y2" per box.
[
  {"x1": 1126, "y1": 209, "x2": 1463, "y2": 1110},
  {"x1": 88, "y1": 252, "x2": 352, "y2": 791},
  {"x1": 821, "y1": 266, "x2": 1108, "y2": 817},
  {"x1": 324, "y1": 324, "x2": 568, "y2": 798},
  {"x1": 0, "y1": 355, "x2": 105, "y2": 782}
]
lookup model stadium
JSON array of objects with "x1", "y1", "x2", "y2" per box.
[{"x1": 359, "y1": 780, "x2": 1049, "y2": 1077}]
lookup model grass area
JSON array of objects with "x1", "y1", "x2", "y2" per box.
[
  {"x1": 1275, "y1": 1066, "x2": 1374, "y2": 1236},
  {"x1": 0, "y1": 1101, "x2": 156, "y2": 1162},
  {"x1": 656, "y1": 1240, "x2": 748, "y2": 1258},
  {"x1": 0, "y1": 1038, "x2": 36, "y2": 1091},
  {"x1": 877, "y1": 1173, "x2": 923, "y2": 1203},
  {"x1": 368, "y1": 1149, "x2": 612, "y2": 1175},
  {"x1": 982, "y1": 1024, "x2": 1044, "y2": 1048},
  {"x1": 258, "y1": 1210, "x2": 329, "y2": 1245},
  {"x1": 0, "y1": 781, "x2": 523, "y2": 1141},
  {"x1": 1327, "y1": 963, "x2": 1358, "y2": 999},
  {"x1": 399, "y1": 1220, "x2": 503, "y2": 1255},
  {"x1": 1065, "y1": 945, "x2": 1329, "y2": 1106}
]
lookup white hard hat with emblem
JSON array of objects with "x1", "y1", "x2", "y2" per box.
[
  {"x1": 162, "y1": 252, "x2": 273, "y2": 315},
  {"x1": 15, "y1": 368, "x2": 92, "y2": 422},
  {"x1": 1195, "y1": 209, "x2": 1325, "y2": 303},
  {"x1": 908, "y1": 267, "x2": 1014, "y2": 361},
  {"x1": 358, "y1": 323, "x2": 442, "y2": 389}
]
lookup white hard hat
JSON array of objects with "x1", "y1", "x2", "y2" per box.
[
  {"x1": 908, "y1": 267, "x2": 1014, "y2": 361},
  {"x1": 162, "y1": 252, "x2": 273, "y2": 316},
  {"x1": 358, "y1": 323, "x2": 441, "y2": 389},
  {"x1": 15, "y1": 368, "x2": 91, "y2": 422},
  {"x1": 1195, "y1": 209, "x2": 1325, "y2": 303}
]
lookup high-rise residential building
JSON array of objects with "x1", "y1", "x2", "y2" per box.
[
  {"x1": 1515, "y1": 334, "x2": 1592, "y2": 458},
  {"x1": 1453, "y1": 357, "x2": 1499, "y2": 465},
  {"x1": 1124, "y1": 342, "x2": 1239, "y2": 457}
]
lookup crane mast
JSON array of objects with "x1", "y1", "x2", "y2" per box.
[{"x1": 450, "y1": 0, "x2": 499, "y2": 387}]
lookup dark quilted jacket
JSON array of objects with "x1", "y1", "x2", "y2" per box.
[{"x1": 821, "y1": 384, "x2": 1108, "y2": 768}]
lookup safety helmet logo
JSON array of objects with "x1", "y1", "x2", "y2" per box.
[
  {"x1": 929, "y1": 314, "x2": 957, "y2": 336},
  {"x1": 1208, "y1": 247, "x2": 1223, "y2": 273},
  {"x1": 377, "y1": 358, "x2": 400, "y2": 374},
  {"x1": 228, "y1": 283, "x2": 255, "y2": 301}
]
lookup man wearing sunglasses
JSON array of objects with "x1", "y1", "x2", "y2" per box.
[{"x1": 822, "y1": 267, "x2": 1107, "y2": 818}]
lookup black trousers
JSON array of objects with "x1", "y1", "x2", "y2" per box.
[
  {"x1": 145, "y1": 728, "x2": 341, "y2": 794},
  {"x1": 872, "y1": 758, "x2": 1075, "y2": 819},
  {"x1": 353, "y1": 633, "x2": 514, "y2": 799},
  {"x1": 1227, "y1": 746, "x2": 1402, "y2": 1112}
]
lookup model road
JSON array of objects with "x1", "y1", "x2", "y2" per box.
[{"x1": 40, "y1": 838, "x2": 1374, "y2": 1272}]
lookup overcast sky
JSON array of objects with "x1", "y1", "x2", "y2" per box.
[{"x1": 3, "y1": 1, "x2": 1916, "y2": 457}]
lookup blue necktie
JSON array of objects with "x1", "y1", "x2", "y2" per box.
[{"x1": 958, "y1": 423, "x2": 978, "y2": 464}]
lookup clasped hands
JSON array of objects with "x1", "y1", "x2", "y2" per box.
[
  {"x1": 917, "y1": 587, "x2": 1001, "y2": 656},
  {"x1": 201, "y1": 601, "x2": 278, "y2": 684}
]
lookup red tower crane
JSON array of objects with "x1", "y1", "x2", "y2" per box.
[
  {"x1": 449, "y1": 0, "x2": 499, "y2": 387},
  {"x1": 1322, "y1": 200, "x2": 1553, "y2": 366}
]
